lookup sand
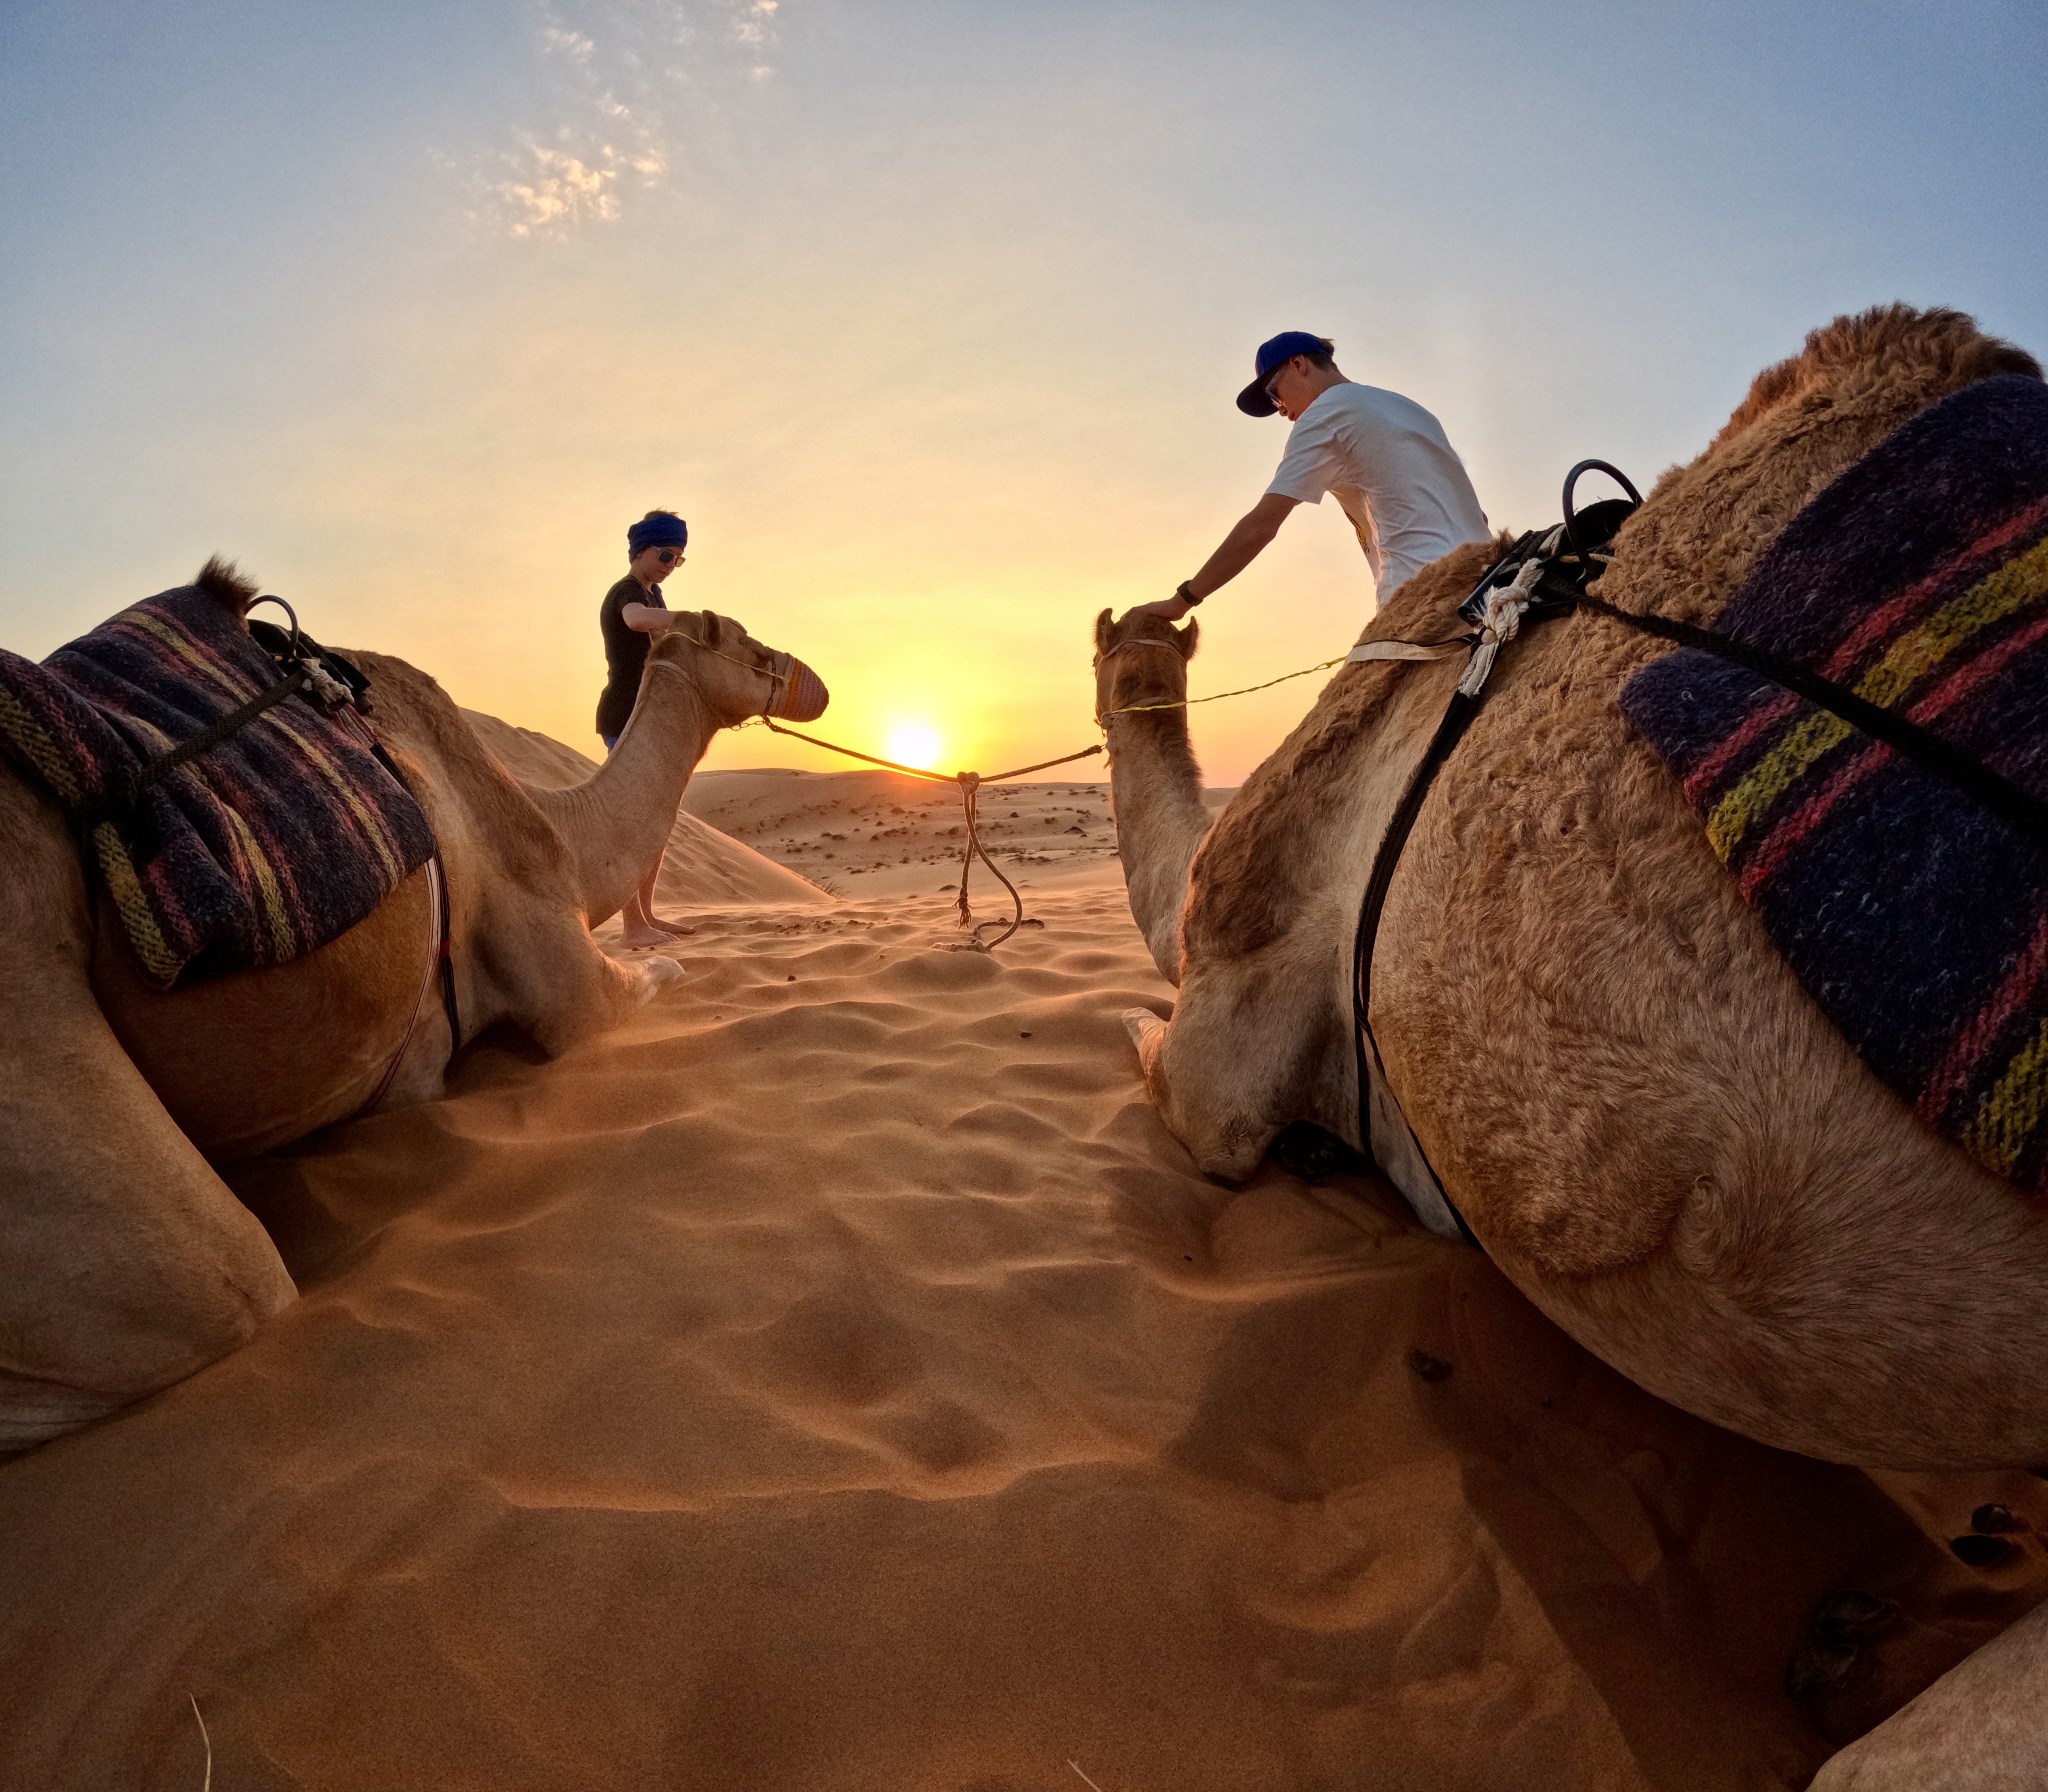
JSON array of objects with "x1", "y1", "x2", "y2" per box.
[{"x1": 2, "y1": 718, "x2": 2044, "y2": 1790}]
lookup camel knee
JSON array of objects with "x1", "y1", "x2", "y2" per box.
[
  {"x1": 1121, "y1": 1006, "x2": 1274, "y2": 1181},
  {"x1": 0, "y1": 1252, "x2": 291, "y2": 1452}
]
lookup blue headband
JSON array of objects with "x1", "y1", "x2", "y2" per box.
[{"x1": 628, "y1": 513, "x2": 688, "y2": 556}]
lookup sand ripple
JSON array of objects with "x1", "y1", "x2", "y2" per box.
[{"x1": 0, "y1": 884, "x2": 2019, "y2": 1788}]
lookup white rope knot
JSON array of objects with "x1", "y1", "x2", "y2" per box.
[
  {"x1": 1456, "y1": 538, "x2": 1556, "y2": 698},
  {"x1": 302, "y1": 656, "x2": 357, "y2": 713}
]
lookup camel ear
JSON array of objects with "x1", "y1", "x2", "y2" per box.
[
  {"x1": 1094, "y1": 608, "x2": 1115, "y2": 654},
  {"x1": 698, "y1": 610, "x2": 721, "y2": 647},
  {"x1": 1176, "y1": 617, "x2": 1199, "y2": 659}
]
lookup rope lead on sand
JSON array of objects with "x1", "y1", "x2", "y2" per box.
[
  {"x1": 755, "y1": 718, "x2": 1104, "y2": 949},
  {"x1": 751, "y1": 640, "x2": 1361, "y2": 948}
]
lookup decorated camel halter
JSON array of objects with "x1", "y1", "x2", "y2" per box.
[{"x1": 654, "y1": 627, "x2": 833, "y2": 726}]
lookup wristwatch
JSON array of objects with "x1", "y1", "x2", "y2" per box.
[{"x1": 1175, "y1": 582, "x2": 1204, "y2": 607}]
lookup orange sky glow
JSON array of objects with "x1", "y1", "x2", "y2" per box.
[{"x1": 3, "y1": 3, "x2": 2042, "y2": 786}]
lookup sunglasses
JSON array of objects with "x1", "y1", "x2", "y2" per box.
[{"x1": 656, "y1": 548, "x2": 683, "y2": 565}]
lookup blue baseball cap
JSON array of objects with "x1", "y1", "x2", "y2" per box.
[{"x1": 1236, "y1": 331, "x2": 1329, "y2": 416}]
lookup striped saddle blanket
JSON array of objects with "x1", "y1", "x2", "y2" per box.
[
  {"x1": 0, "y1": 584, "x2": 435, "y2": 990},
  {"x1": 1620, "y1": 372, "x2": 2048, "y2": 1193}
]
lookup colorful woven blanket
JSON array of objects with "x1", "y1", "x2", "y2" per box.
[
  {"x1": 0, "y1": 585, "x2": 436, "y2": 989},
  {"x1": 1620, "y1": 373, "x2": 2048, "y2": 1193}
]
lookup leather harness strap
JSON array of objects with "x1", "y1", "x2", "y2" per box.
[
  {"x1": 1348, "y1": 467, "x2": 1639, "y2": 1246},
  {"x1": 364, "y1": 721, "x2": 469, "y2": 1065},
  {"x1": 1349, "y1": 682, "x2": 1495, "y2": 1248},
  {"x1": 1350, "y1": 452, "x2": 2048, "y2": 1249},
  {"x1": 352, "y1": 851, "x2": 453, "y2": 1118}
]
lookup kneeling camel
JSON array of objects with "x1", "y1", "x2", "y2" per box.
[
  {"x1": 1099, "y1": 304, "x2": 2048, "y2": 1476},
  {"x1": 0, "y1": 571, "x2": 814, "y2": 1450}
]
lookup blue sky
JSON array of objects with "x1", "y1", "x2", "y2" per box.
[{"x1": 3, "y1": 0, "x2": 2042, "y2": 777}]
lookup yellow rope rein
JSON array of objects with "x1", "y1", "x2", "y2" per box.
[
  {"x1": 1096, "y1": 652, "x2": 1350, "y2": 716},
  {"x1": 718, "y1": 640, "x2": 1353, "y2": 950},
  {"x1": 748, "y1": 717, "x2": 1103, "y2": 950}
]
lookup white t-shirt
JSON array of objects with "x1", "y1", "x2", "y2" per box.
[{"x1": 1265, "y1": 382, "x2": 1490, "y2": 604}]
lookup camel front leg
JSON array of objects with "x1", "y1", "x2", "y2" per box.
[
  {"x1": 0, "y1": 775, "x2": 295, "y2": 1450},
  {"x1": 465, "y1": 869, "x2": 684, "y2": 1059},
  {"x1": 1121, "y1": 948, "x2": 1351, "y2": 1182}
]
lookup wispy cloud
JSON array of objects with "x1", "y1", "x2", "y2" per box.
[{"x1": 478, "y1": 0, "x2": 785, "y2": 238}]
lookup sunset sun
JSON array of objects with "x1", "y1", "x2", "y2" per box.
[{"x1": 887, "y1": 721, "x2": 943, "y2": 770}]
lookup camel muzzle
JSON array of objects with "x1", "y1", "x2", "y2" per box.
[{"x1": 767, "y1": 654, "x2": 830, "y2": 724}]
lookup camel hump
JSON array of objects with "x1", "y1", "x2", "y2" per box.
[
  {"x1": 1713, "y1": 304, "x2": 2042, "y2": 455},
  {"x1": 1622, "y1": 369, "x2": 2048, "y2": 1195}
]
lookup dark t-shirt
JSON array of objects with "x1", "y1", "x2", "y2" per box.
[{"x1": 595, "y1": 574, "x2": 664, "y2": 739}]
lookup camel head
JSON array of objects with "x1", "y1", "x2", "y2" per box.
[
  {"x1": 1093, "y1": 606, "x2": 1198, "y2": 728},
  {"x1": 646, "y1": 610, "x2": 830, "y2": 729}
]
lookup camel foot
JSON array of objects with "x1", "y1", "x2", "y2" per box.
[
  {"x1": 1122, "y1": 1007, "x2": 1167, "y2": 1075},
  {"x1": 639, "y1": 957, "x2": 686, "y2": 996}
]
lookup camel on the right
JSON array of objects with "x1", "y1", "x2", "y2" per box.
[{"x1": 1097, "y1": 304, "x2": 2048, "y2": 1475}]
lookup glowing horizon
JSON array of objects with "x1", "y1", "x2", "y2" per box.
[{"x1": 2, "y1": 4, "x2": 2042, "y2": 786}]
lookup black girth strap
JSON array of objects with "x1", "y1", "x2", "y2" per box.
[
  {"x1": 1349, "y1": 687, "x2": 1490, "y2": 1249},
  {"x1": 435, "y1": 837, "x2": 459, "y2": 1053},
  {"x1": 1349, "y1": 462, "x2": 1639, "y2": 1249},
  {"x1": 366, "y1": 736, "x2": 463, "y2": 1055}
]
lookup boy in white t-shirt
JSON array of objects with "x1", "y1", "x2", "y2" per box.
[{"x1": 1136, "y1": 331, "x2": 1490, "y2": 621}]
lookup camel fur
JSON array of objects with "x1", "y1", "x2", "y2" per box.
[
  {"x1": 1100, "y1": 304, "x2": 2048, "y2": 1473},
  {"x1": 0, "y1": 594, "x2": 805, "y2": 1450}
]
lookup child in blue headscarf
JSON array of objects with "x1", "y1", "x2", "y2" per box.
[{"x1": 595, "y1": 509, "x2": 693, "y2": 948}]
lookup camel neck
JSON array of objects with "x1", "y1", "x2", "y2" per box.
[
  {"x1": 1105, "y1": 707, "x2": 1212, "y2": 984},
  {"x1": 540, "y1": 659, "x2": 718, "y2": 926}
]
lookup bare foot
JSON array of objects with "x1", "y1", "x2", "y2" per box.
[
  {"x1": 621, "y1": 923, "x2": 671, "y2": 949},
  {"x1": 649, "y1": 915, "x2": 697, "y2": 937}
]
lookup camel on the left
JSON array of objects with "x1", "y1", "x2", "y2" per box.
[{"x1": 0, "y1": 563, "x2": 818, "y2": 1451}]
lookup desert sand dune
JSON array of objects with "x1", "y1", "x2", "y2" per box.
[
  {"x1": 681, "y1": 764, "x2": 1149, "y2": 901},
  {"x1": 0, "y1": 723, "x2": 2040, "y2": 1789}
]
